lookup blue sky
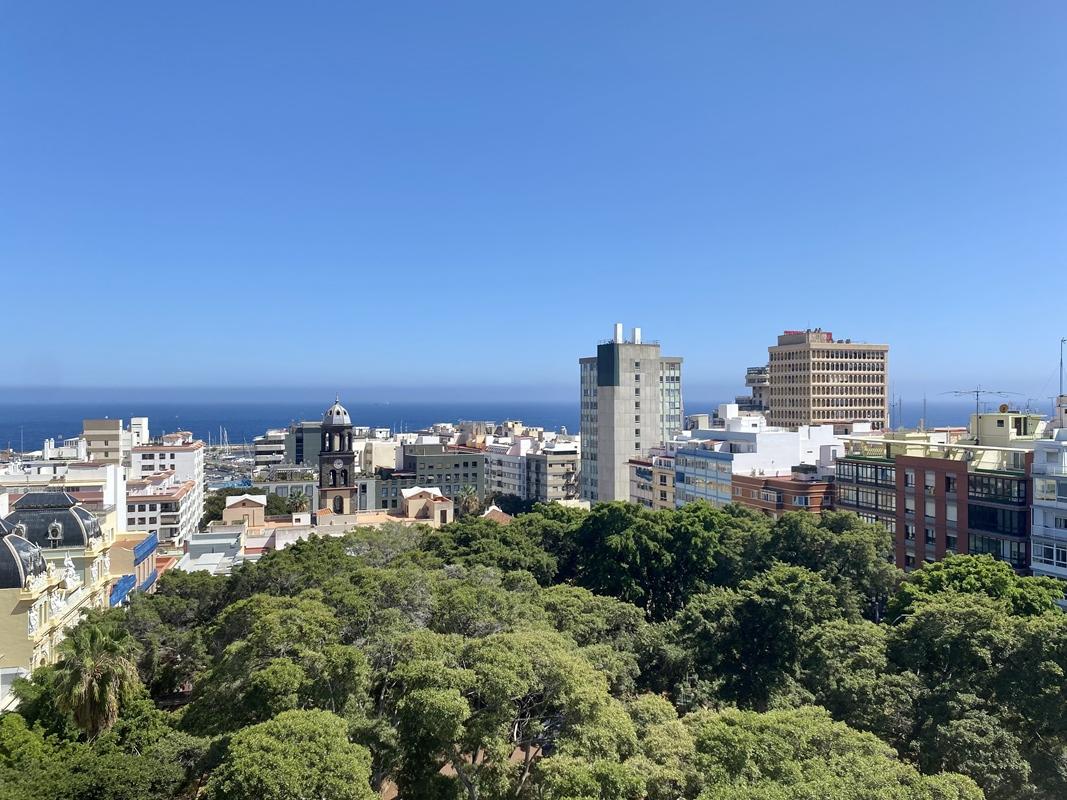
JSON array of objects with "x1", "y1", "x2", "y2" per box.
[{"x1": 2, "y1": 2, "x2": 1066, "y2": 402}]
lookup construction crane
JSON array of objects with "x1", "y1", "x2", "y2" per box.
[{"x1": 941, "y1": 386, "x2": 1021, "y2": 445}]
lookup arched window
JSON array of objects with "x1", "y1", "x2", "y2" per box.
[
  {"x1": 333, "y1": 496, "x2": 344, "y2": 514},
  {"x1": 329, "y1": 469, "x2": 337, "y2": 487},
  {"x1": 323, "y1": 432, "x2": 330, "y2": 452},
  {"x1": 341, "y1": 469, "x2": 348, "y2": 486}
]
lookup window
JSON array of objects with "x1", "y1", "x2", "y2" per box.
[
  {"x1": 947, "y1": 502, "x2": 958, "y2": 523},
  {"x1": 925, "y1": 527, "x2": 936, "y2": 545},
  {"x1": 905, "y1": 524, "x2": 916, "y2": 541},
  {"x1": 904, "y1": 469, "x2": 915, "y2": 488},
  {"x1": 945, "y1": 474, "x2": 958, "y2": 494},
  {"x1": 925, "y1": 498, "x2": 936, "y2": 518},
  {"x1": 946, "y1": 533, "x2": 957, "y2": 551}
]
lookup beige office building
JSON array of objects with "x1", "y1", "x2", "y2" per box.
[{"x1": 767, "y1": 329, "x2": 888, "y2": 430}]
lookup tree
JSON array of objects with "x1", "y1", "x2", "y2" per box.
[
  {"x1": 455, "y1": 484, "x2": 481, "y2": 518},
  {"x1": 204, "y1": 709, "x2": 375, "y2": 800},
  {"x1": 888, "y1": 553, "x2": 1064, "y2": 621},
  {"x1": 767, "y1": 511, "x2": 901, "y2": 620},
  {"x1": 798, "y1": 619, "x2": 918, "y2": 747},
  {"x1": 52, "y1": 620, "x2": 143, "y2": 739},
  {"x1": 674, "y1": 564, "x2": 852, "y2": 710},
  {"x1": 286, "y1": 490, "x2": 310, "y2": 513},
  {"x1": 384, "y1": 629, "x2": 636, "y2": 800},
  {"x1": 420, "y1": 515, "x2": 558, "y2": 583},
  {"x1": 682, "y1": 706, "x2": 982, "y2": 800},
  {"x1": 485, "y1": 491, "x2": 536, "y2": 516},
  {"x1": 181, "y1": 592, "x2": 366, "y2": 735}
]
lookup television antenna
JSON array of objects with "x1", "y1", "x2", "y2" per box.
[{"x1": 941, "y1": 386, "x2": 1021, "y2": 445}]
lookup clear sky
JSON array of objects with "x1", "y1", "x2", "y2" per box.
[{"x1": 2, "y1": 2, "x2": 1066, "y2": 402}]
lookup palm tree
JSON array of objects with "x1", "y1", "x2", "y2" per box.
[
  {"x1": 455, "y1": 485, "x2": 481, "y2": 518},
  {"x1": 286, "y1": 490, "x2": 310, "y2": 513},
  {"x1": 53, "y1": 621, "x2": 142, "y2": 739}
]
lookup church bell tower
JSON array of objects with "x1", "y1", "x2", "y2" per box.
[{"x1": 318, "y1": 396, "x2": 356, "y2": 514}]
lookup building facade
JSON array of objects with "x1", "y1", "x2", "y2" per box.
[
  {"x1": 284, "y1": 420, "x2": 323, "y2": 466},
  {"x1": 126, "y1": 472, "x2": 200, "y2": 548},
  {"x1": 1031, "y1": 429, "x2": 1067, "y2": 580},
  {"x1": 254, "y1": 429, "x2": 288, "y2": 469},
  {"x1": 0, "y1": 492, "x2": 115, "y2": 708},
  {"x1": 766, "y1": 329, "x2": 889, "y2": 430},
  {"x1": 731, "y1": 468, "x2": 834, "y2": 518},
  {"x1": 835, "y1": 411, "x2": 1040, "y2": 571},
  {"x1": 580, "y1": 323, "x2": 683, "y2": 502},
  {"x1": 526, "y1": 439, "x2": 580, "y2": 503}
]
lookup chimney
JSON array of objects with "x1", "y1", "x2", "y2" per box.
[
  {"x1": 613, "y1": 322, "x2": 624, "y2": 343},
  {"x1": 633, "y1": 327, "x2": 642, "y2": 344}
]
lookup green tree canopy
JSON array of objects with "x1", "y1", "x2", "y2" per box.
[{"x1": 204, "y1": 709, "x2": 375, "y2": 800}]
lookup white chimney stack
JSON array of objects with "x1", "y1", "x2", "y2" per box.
[
  {"x1": 613, "y1": 322, "x2": 624, "y2": 343},
  {"x1": 633, "y1": 327, "x2": 642, "y2": 344}
]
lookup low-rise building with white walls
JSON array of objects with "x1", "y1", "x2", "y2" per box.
[{"x1": 673, "y1": 404, "x2": 844, "y2": 508}]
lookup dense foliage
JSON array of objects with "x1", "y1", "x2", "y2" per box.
[{"x1": 5, "y1": 501, "x2": 1065, "y2": 799}]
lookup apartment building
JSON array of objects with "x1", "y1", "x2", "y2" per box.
[
  {"x1": 735, "y1": 365, "x2": 770, "y2": 412},
  {"x1": 672, "y1": 404, "x2": 843, "y2": 509},
  {"x1": 731, "y1": 466, "x2": 834, "y2": 518},
  {"x1": 254, "y1": 429, "x2": 287, "y2": 469},
  {"x1": 526, "y1": 438, "x2": 580, "y2": 503},
  {"x1": 131, "y1": 431, "x2": 205, "y2": 538},
  {"x1": 580, "y1": 323, "x2": 683, "y2": 502},
  {"x1": 835, "y1": 410, "x2": 1042, "y2": 571},
  {"x1": 1031, "y1": 424, "x2": 1067, "y2": 580},
  {"x1": 126, "y1": 472, "x2": 200, "y2": 548},
  {"x1": 628, "y1": 450, "x2": 676, "y2": 510},
  {"x1": 81, "y1": 417, "x2": 148, "y2": 467},
  {"x1": 766, "y1": 329, "x2": 889, "y2": 430}
]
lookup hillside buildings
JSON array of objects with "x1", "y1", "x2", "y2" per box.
[
  {"x1": 580, "y1": 323, "x2": 683, "y2": 502},
  {"x1": 765, "y1": 329, "x2": 889, "y2": 430}
]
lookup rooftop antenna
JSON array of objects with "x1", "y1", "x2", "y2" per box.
[{"x1": 941, "y1": 385, "x2": 1021, "y2": 445}]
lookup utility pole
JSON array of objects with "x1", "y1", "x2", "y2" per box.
[{"x1": 1060, "y1": 338, "x2": 1066, "y2": 398}]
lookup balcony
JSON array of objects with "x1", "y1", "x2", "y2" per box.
[{"x1": 1033, "y1": 463, "x2": 1067, "y2": 477}]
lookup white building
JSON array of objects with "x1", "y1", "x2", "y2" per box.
[
  {"x1": 1031, "y1": 425, "x2": 1067, "y2": 581},
  {"x1": 0, "y1": 461, "x2": 127, "y2": 534},
  {"x1": 672, "y1": 404, "x2": 843, "y2": 508},
  {"x1": 253, "y1": 429, "x2": 287, "y2": 468},
  {"x1": 42, "y1": 437, "x2": 88, "y2": 461},
  {"x1": 126, "y1": 472, "x2": 200, "y2": 549},
  {"x1": 131, "y1": 431, "x2": 205, "y2": 534},
  {"x1": 580, "y1": 323, "x2": 684, "y2": 502}
]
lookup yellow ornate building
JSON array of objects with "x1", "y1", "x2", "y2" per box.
[{"x1": 0, "y1": 492, "x2": 114, "y2": 708}]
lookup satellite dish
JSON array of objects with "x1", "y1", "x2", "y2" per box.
[{"x1": 999, "y1": 403, "x2": 1009, "y2": 413}]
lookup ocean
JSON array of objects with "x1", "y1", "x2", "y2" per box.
[{"x1": 0, "y1": 398, "x2": 987, "y2": 453}]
